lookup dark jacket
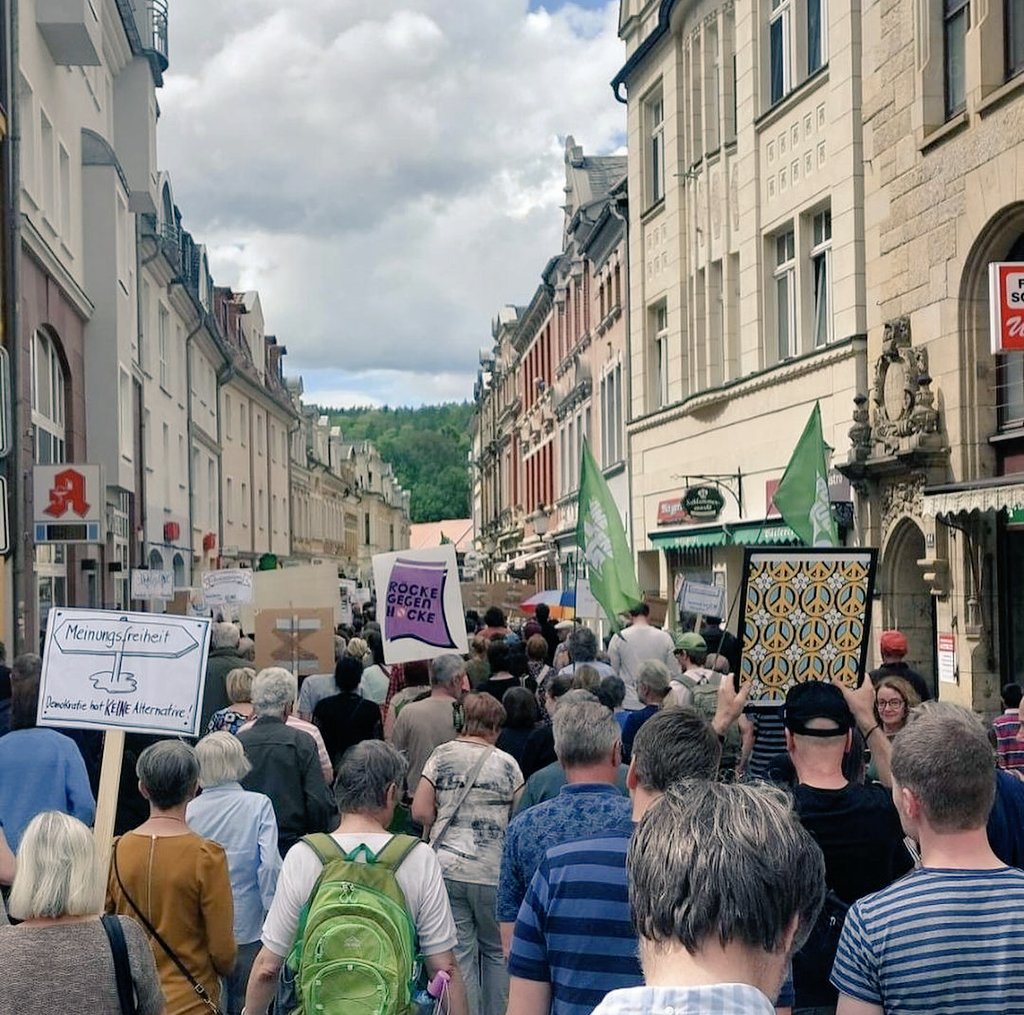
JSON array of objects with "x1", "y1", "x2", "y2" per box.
[
  {"x1": 200, "y1": 647, "x2": 251, "y2": 732},
  {"x1": 238, "y1": 715, "x2": 336, "y2": 855},
  {"x1": 868, "y1": 661, "x2": 932, "y2": 702}
]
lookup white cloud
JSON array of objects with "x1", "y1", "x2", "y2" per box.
[{"x1": 161, "y1": 0, "x2": 624, "y2": 404}]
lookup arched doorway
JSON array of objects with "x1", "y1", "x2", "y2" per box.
[
  {"x1": 148, "y1": 548, "x2": 163, "y2": 571},
  {"x1": 882, "y1": 517, "x2": 935, "y2": 696},
  {"x1": 172, "y1": 553, "x2": 186, "y2": 589}
]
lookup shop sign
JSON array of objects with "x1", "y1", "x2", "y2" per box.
[
  {"x1": 766, "y1": 469, "x2": 851, "y2": 517},
  {"x1": 937, "y1": 632, "x2": 957, "y2": 685},
  {"x1": 33, "y1": 464, "x2": 104, "y2": 543},
  {"x1": 683, "y1": 485, "x2": 725, "y2": 520},
  {"x1": 989, "y1": 262, "x2": 1024, "y2": 353}
]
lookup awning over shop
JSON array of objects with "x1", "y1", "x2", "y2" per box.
[
  {"x1": 650, "y1": 520, "x2": 800, "y2": 550},
  {"x1": 923, "y1": 479, "x2": 1024, "y2": 519}
]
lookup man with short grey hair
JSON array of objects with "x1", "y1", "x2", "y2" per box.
[
  {"x1": 497, "y1": 696, "x2": 633, "y2": 953},
  {"x1": 557, "y1": 627, "x2": 615, "y2": 682},
  {"x1": 201, "y1": 620, "x2": 249, "y2": 731},
  {"x1": 832, "y1": 702, "x2": 1024, "y2": 1015},
  {"x1": 390, "y1": 653, "x2": 467, "y2": 801},
  {"x1": 592, "y1": 780, "x2": 825, "y2": 1015},
  {"x1": 238, "y1": 668, "x2": 336, "y2": 856},
  {"x1": 244, "y1": 740, "x2": 469, "y2": 1015},
  {"x1": 296, "y1": 635, "x2": 349, "y2": 721}
]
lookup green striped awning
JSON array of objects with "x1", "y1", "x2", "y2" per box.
[{"x1": 650, "y1": 520, "x2": 801, "y2": 550}]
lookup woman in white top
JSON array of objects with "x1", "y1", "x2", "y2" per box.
[
  {"x1": 412, "y1": 692, "x2": 524, "y2": 1015},
  {"x1": 359, "y1": 631, "x2": 391, "y2": 705}
]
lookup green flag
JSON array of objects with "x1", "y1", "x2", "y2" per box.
[
  {"x1": 772, "y1": 402, "x2": 838, "y2": 547},
  {"x1": 576, "y1": 438, "x2": 641, "y2": 623}
]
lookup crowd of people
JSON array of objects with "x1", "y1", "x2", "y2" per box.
[{"x1": 1, "y1": 602, "x2": 1024, "y2": 1015}]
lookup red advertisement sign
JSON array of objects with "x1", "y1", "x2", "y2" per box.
[{"x1": 989, "y1": 262, "x2": 1024, "y2": 353}]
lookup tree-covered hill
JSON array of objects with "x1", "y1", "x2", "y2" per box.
[{"x1": 321, "y1": 402, "x2": 474, "y2": 523}]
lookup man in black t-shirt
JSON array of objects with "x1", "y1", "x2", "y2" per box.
[
  {"x1": 783, "y1": 680, "x2": 911, "y2": 1013},
  {"x1": 312, "y1": 655, "x2": 383, "y2": 770}
]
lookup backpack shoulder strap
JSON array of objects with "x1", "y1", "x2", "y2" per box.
[
  {"x1": 301, "y1": 833, "x2": 346, "y2": 866},
  {"x1": 373, "y1": 834, "x2": 421, "y2": 871},
  {"x1": 676, "y1": 672, "x2": 698, "y2": 690}
]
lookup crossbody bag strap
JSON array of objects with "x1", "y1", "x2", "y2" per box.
[
  {"x1": 112, "y1": 840, "x2": 223, "y2": 1015},
  {"x1": 430, "y1": 746, "x2": 495, "y2": 852},
  {"x1": 101, "y1": 914, "x2": 138, "y2": 1015}
]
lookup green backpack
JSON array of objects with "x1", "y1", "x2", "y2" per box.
[
  {"x1": 677, "y1": 672, "x2": 743, "y2": 775},
  {"x1": 288, "y1": 833, "x2": 422, "y2": 1015}
]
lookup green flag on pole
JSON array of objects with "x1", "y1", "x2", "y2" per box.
[
  {"x1": 576, "y1": 438, "x2": 641, "y2": 623},
  {"x1": 772, "y1": 402, "x2": 838, "y2": 547}
]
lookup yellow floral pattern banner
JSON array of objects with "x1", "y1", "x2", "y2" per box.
[{"x1": 739, "y1": 549, "x2": 878, "y2": 702}]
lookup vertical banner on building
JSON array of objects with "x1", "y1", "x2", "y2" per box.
[{"x1": 372, "y1": 545, "x2": 468, "y2": 664}]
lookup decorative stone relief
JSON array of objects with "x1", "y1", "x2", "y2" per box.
[{"x1": 880, "y1": 474, "x2": 926, "y2": 536}]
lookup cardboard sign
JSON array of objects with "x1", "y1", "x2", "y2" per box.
[
  {"x1": 990, "y1": 262, "x2": 1024, "y2": 353},
  {"x1": 738, "y1": 548, "x2": 877, "y2": 703},
  {"x1": 254, "y1": 608, "x2": 335, "y2": 678},
  {"x1": 36, "y1": 608, "x2": 211, "y2": 737},
  {"x1": 202, "y1": 568, "x2": 254, "y2": 607},
  {"x1": 238, "y1": 565, "x2": 342, "y2": 631},
  {"x1": 338, "y1": 579, "x2": 357, "y2": 627},
  {"x1": 131, "y1": 569, "x2": 174, "y2": 601},
  {"x1": 373, "y1": 545, "x2": 468, "y2": 664},
  {"x1": 677, "y1": 580, "x2": 727, "y2": 619}
]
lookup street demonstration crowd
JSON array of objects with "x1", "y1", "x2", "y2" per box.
[{"x1": 2, "y1": 603, "x2": 1024, "y2": 1015}]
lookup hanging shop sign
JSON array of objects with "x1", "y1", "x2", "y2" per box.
[{"x1": 990, "y1": 262, "x2": 1024, "y2": 353}]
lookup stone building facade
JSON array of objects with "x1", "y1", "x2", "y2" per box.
[
  {"x1": 843, "y1": 0, "x2": 1024, "y2": 708},
  {"x1": 614, "y1": 0, "x2": 865, "y2": 619}
]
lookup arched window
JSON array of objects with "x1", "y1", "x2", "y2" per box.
[
  {"x1": 172, "y1": 552, "x2": 186, "y2": 588},
  {"x1": 31, "y1": 329, "x2": 66, "y2": 464},
  {"x1": 998, "y1": 234, "x2": 1024, "y2": 428}
]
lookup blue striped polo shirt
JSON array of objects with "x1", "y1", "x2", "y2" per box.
[
  {"x1": 508, "y1": 833, "x2": 640, "y2": 1015},
  {"x1": 831, "y1": 866, "x2": 1024, "y2": 1013}
]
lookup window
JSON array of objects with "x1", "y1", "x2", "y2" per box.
[
  {"x1": 144, "y1": 408, "x2": 152, "y2": 465},
  {"x1": 178, "y1": 434, "x2": 186, "y2": 487},
  {"x1": 40, "y1": 111, "x2": 54, "y2": 217},
  {"x1": 808, "y1": 0, "x2": 828, "y2": 74},
  {"x1": 208, "y1": 460, "x2": 216, "y2": 529},
  {"x1": 652, "y1": 303, "x2": 670, "y2": 409},
  {"x1": 944, "y1": 0, "x2": 969, "y2": 119},
  {"x1": 705, "y1": 22, "x2": 720, "y2": 153},
  {"x1": 116, "y1": 191, "x2": 131, "y2": 291},
  {"x1": 770, "y1": 0, "x2": 792, "y2": 104},
  {"x1": 241, "y1": 482, "x2": 248, "y2": 526},
  {"x1": 645, "y1": 90, "x2": 665, "y2": 206},
  {"x1": 601, "y1": 363, "x2": 624, "y2": 466},
  {"x1": 18, "y1": 76, "x2": 35, "y2": 200},
  {"x1": 999, "y1": 235, "x2": 1024, "y2": 427},
  {"x1": 226, "y1": 478, "x2": 234, "y2": 522},
  {"x1": 58, "y1": 145, "x2": 71, "y2": 239},
  {"x1": 31, "y1": 330, "x2": 65, "y2": 464},
  {"x1": 364, "y1": 512, "x2": 371, "y2": 544},
  {"x1": 119, "y1": 369, "x2": 132, "y2": 459},
  {"x1": 224, "y1": 393, "x2": 233, "y2": 439},
  {"x1": 774, "y1": 230, "x2": 796, "y2": 361},
  {"x1": 810, "y1": 210, "x2": 833, "y2": 347},
  {"x1": 158, "y1": 306, "x2": 169, "y2": 388},
  {"x1": 258, "y1": 489, "x2": 264, "y2": 529},
  {"x1": 240, "y1": 404, "x2": 247, "y2": 446},
  {"x1": 139, "y1": 280, "x2": 150, "y2": 369},
  {"x1": 162, "y1": 424, "x2": 170, "y2": 503},
  {"x1": 1009, "y1": 0, "x2": 1024, "y2": 79}
]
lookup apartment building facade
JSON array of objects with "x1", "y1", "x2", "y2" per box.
[
  {"x1": 841, "y1": 0, "x2": 1024, "y2": 708},
  {"x1": 614, "y1": 0, "x2": 865, "y2": 620}
]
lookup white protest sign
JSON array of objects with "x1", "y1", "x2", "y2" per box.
[
  {"x1": 130, "y1": 569, "x2": 173, "y2": 601},
  {"x1": 202, "y1": 568, "x2": 254, "y2": 606},
  {"x1": 575, "y1": 577, "x2": 603, "y2": 619},
  {"x1": 372, "y1": 544, "x2": 469, "y2": 664},
  {"x1": 677, "y1": 580, "x2": 726, "y2": 619},
  {"x1": 338, "y1": 579, "x2": 357, "y2": 627},
  {"x1": 37, "y1": 608, "x2": 211, "y2": 737}
]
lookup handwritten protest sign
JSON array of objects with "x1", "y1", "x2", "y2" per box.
[
  {"x1": 372, "y1": 545, "x2": 468, "y2": 664},
  {"x1": 130, "y1": 569, "x2": 174, "y2": 601},
  {"x1": 202, "y1": 568, "x2": 254, "y2": 607},
  {"x1": 36, "y1": 607, "x2": 211, "y2": 737},
  {"x1": 677, "y1": 580, "x2": 726, "y2": 619}
]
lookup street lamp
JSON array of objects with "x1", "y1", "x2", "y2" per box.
[{"x1": 532, "y1": 506, "x2": 549, "y2": 538}]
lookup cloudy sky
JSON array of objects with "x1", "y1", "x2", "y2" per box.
[{"x1": 161, "y1": 0, "x2": 626, "y2": 408}]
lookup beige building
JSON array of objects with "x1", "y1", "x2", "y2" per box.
[
  {"x1": 841, "y1": 0, "x2": 1024, "y2": 709},
  {"x1": 614, "y1": 0, "x2": 865, "y2": 622},
  {"x1": 345, "y1": 441, "x2": 411, "y2": 585}
]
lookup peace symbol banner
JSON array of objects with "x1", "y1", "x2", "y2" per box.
[{"x1": 738, "y1": 548, "x2": 878, "y2": 703}]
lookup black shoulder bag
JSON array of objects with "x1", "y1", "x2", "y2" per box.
[
  {"x1": 112, "y1": 840, "x2": 224, "y2": 1015},
  {"x1": 101, "y1": 914, "x2": 139, "y2": 1015}
]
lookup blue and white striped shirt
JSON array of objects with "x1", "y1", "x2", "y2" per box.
[
  {"x1": 831, "y1": 865, "x2": 1024, "y2": 1013},
  {"x1": 508, "y1": 833, "x2": 641, "y2": 1015},
  {"x1": 591, "y1": 983, "x2": 775, "y2": 1015}
]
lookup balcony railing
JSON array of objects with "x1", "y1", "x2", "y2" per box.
[{"x1": 145, "y1": 0, "x2": 169, "y2": 72}]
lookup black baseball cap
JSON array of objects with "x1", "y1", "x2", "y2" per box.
[{"x1": 783, "y1": 681, "x2": 854, "y2": 737}]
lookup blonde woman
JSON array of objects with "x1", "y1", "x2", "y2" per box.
[
  {"x1": 207, "y1": 667, "x2": 256, "y2": 734},
  {"x1": 0, "y1": 812, "x2": 164, "y2": 1014}
]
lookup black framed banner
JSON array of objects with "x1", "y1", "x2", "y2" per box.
[{"x1": 738, "y1": 547, "x2": 878, "y2": 703}]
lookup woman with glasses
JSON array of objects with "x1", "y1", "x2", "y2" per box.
[{"x1": 867, "y1": 676, "x2": 920, "y2": 783}]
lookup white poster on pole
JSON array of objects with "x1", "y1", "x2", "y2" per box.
[
  {"x1": 202, "y1": 568, "x2": 254, "y2": 607},
  {"x1": 678, "y1": 580, "x2": 727, "y2": 619},
  {"x1": 372, "y1": 545, "x2": 469, "y2": 664},
  {"x1": 36, "y1": 608, "x2": 212, "y2": 737},
  {"x1": 130, "y1": 569, "x2": 174, "y2": 601},
  {"x1": 338, "y1": 579, "x2": 357, "y2": 627}
]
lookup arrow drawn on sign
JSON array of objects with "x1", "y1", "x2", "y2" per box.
[{"x1": 52, "y1": 615, "x2": 201, "y2": 694}]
